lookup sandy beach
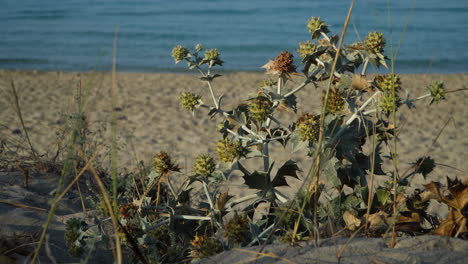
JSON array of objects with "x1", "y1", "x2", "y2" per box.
[
  {"x1": 0, "y1": 70, "x2": 466, "y2": 175},
  {"x1": 0, "y1": 70, "x2": 467, "y2": 263}
]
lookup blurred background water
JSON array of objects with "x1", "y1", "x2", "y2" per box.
[{"x1": 1, "y1": 0, "x2": 467, "y2": 73}]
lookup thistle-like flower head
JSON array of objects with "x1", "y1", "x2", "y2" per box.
[
  {"x1": 296, "y1": 113, "x2": 320, "y2": 143},
  {"x1": 324, "y1": 87, "x2": 345, "y2": 115},
  {"x1": 364, "y1": 31, "x2": 385, "y2": 54},
  {"x1": 414, "y1": 156, "x2": 436, "y2": 177},
  {"x1": 193, "y1": 153, "x2": 216, "y2": 177},
  {"x1": 297, "y1": 41, "x2": 317, "y2": 58},
  {"x1": 204, "y1": 48, "x2": 220, "y2": 61},
  {"x1": 259, "y1": 78, "x2": 278, "y2": 88},
  {"x1": 224, "y1": 213, "x2": 250, "y2": 244},
  {"x1": 375, "y1": 74, "x2": 401, "y2": 93},
  {"x1": 180, "y1": 92, "x2": 201, "y2": 112},
  {"x1": 195, "y1": 43, "x2": 203, "y2": 52},
  {"x1": 307, "y1": 16, "x2": 329, "y2": 39},
  {"x1": 172, "y1": 45, "x2": 188, "y2": 63},
  {"x1": 191, "y1": 235, "x2": 223, "y2": 259},
  {"x1": 427, "y1": 81, "x2": 446, "y2": 104},
  {"x1": 247, "y1": 95, "x2": 273, "y2": 123},
  {"x1": 262, "y1": 51, "x2": 297, "y2": 76},
  {"x1": 216, "y1": 138, "x2": 243, "y2": 163},
  {"x1": 379, "y1": 92, "x2": 401, "y2": 114},
  {"x1": 154, "y1": 151, "x2": 180, "y2": 176}
]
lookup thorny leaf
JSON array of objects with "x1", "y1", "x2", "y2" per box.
[
  {"x1": 199, "y1": 74, "x2": 222, "y2": 82},
  {"x1": 271, "y1": 160, "x2": 301, "y2": 187}
]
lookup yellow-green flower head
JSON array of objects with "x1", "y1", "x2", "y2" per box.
[
  {"x1": 248, "y1": 95, "x2": 273, "y2": 122},
  {"x1": 154, "y1": 151, "x2": 180, "y2": 175},
  {"x1": 259, "y1": 78, "x2": 277, "y2": 88},
  {"x1": 204, "y1": 48, "x2": 220, "y2": 61},
  {"x1": 224, "y1": 213, "x2": 250, "y2": 244},
  {"x1": 171, "y1": 45, "x2": 188, "y2": 63},
  {"x1": 375, "y1": 74, "x2": 401, "y2": 93},
  {"x1": 216, "y1": 138, "x2": 243, "y2": 163},
  {"x1": 297, "y1": 41, "x2": 317, "y2": 58},
  {"x1": 193, "y1": 153, "x2": 216, "y2": 177},
  {"x1": 180, "y1": 92, "x2": 201, "y2": 111},
  {"x1": 364, "y1": 31, "x2": 385, "y2": 54},
  {"x1": 379, "y1": 93, "x2": 401, "y2": 114},
  {"x1": 195, "y1": 43, "x2": 203, "y2": 52},
  {"x1": 191, "y1": 235, "x2": 223, "y2": 259},
  {"x1": 296, "y1": 113, "x2": 320, "y2": 143},
  {"x1": 325, "y1": 88, "x2": 345, "y2": 115},
  {"x1": 427, "y1": 81, "x2": 446, "y2": 104},
  {"x1": 307, "y1": 16, "x2": 329, "y2": 39}
]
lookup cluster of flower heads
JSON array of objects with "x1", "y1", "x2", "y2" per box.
[
  {"x1": 375, "y1": 74, "x2": 402, "y2": 114},
  {"x1": 171, "y1": 43, "x2": 223, "y2": 66},
  {"x1": 64, "y1": 218, "x2": 88, "y2": 257},
  {"x1": 296, "y1": 113, "x2": 320, "y2": 143}
]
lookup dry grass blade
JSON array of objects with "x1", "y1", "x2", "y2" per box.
[
  {"x1": 0, "y1": 199, "x2": 47, "y2": 212},
  {"x1": 9, "y1": 77, "x2": 39, "y2": 162}
]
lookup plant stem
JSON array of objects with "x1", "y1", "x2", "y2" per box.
[
  {"x1": 206, "y1": 81, "x2": 219, "y2": 109},
  {"x1": 330, "y1": 91, "x2": 381, "y2": 145},
  {"x1": 361, "y1": 57, "x2": 370, "y2": 75}
]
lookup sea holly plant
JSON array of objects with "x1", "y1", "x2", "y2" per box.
[{"x1": 61, "y1": 16, "x2": 467, "y2": 264}]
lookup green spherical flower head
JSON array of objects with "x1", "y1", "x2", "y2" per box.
[
  {"x1": 224, "y1": 213, "x2": 250, "y2": 244},
  {"x1": 193, "y1": 154, "x2": 216, "y2": 177},
  {"x1": 375, "y1": 74, "x2": 401, "y2": 93},
  {"x1": 364, "y1": 31, "x2": 385, "y2": 54},
  {"x1": 195, "y1": 43, "x2": 203, "y2": 52},
  {"x1": 307, "y1": 16, "x2": 329, "y2": 39},
  {"x1": 325, "y1": 88, "x2": 345, "y2": 115},
  {"x1": 248, "y1": 96, "x2": 273, "y2": 123},
  {"x1": 379, "y1": 93, "x2": 400, "y2": 114},
  {"x1": 180, "y1": 92, "x2": 201, "y2": 111},
  {"x1": 427, "y1": 81, "x2": 446, "y2": 104},
  {"x1": 297, "y1": 41, "x2": 317, "y2": 58},
  {"x1": 191, "y1": 235, "x2": 223, "y2": 259},
  {"x1": 296, "y1": 113, "x2": 320, "y2": 143},
  {"x1": 204, "y1": 48, "x2": 220, "y2": 61},
  {"x1": 172, "y1": 45, "x2": 188, "y2": 63},
  {"x1": 216, "y1": 138, "x2": 243, "y2": 163}
]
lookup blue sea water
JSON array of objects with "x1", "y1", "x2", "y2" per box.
[{"x1": 0, "y1": 0, "x2": 467, "y2": 73}]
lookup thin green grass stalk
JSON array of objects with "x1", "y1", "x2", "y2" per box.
[
  {"x1": 111, "y1": 26, "x2": 119, "y2": 213},
  {"x1": 394, "y1": 0, "x2": 417, "y2": 61},
  {"x1": 87, "y1": 165, "x2": 122, "y2": 264},
  {"x1": 313, "y1": 0, "x2": 354, "y2": 239},
  {"x1": 30, "y1": 148, "x2": 101, "y2": 264}
]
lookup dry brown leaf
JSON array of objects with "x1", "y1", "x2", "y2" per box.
[
  {"x1": 215, "y1": 192, "x2": 233, "y2": 211},
  {"x1": 343, "y1": 211, "x2": 361, "y2": 231},
  {"x1": 351, "y1": 74, "x2": 372, "y2": 92},
  {"x1": 367, "y1": 211, "x2": 390, "y2": 231}
]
